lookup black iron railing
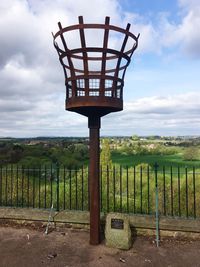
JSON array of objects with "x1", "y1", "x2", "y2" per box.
[{"x1": 0, "y1": 164, "x2": 199, "y2": 219}]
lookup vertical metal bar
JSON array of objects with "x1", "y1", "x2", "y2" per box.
[
  {"x1": 81, "y1": 166, "x2": 84, "y2": 211},
  {"x1": 69, "y1": 169, "x2": 72, "y2": 210},
  {"x1": 50, "y1": 165, "x2": 53, "y2": 207},
  {"x1": 0, "y1": 165, "x2": 2, "y2": 206},
  {"x1": 5, "y1": 165, "x2": 7, "y2": 206},
  {"x1": 133, "y1": 166, "x2": 136, "y2": 214},
  {"x1": 75, "y1": 167, "x2": 78, "y2": 210},
  {"x1": 22, "y1": 166, "x2": 24, "y2": 208},
  {"x1": 33, "y1": 167, "x2": 35, "y2": 208},
  {"x1": 154, "y1": 163, "x2": 159, "y2": 247},
  {"x1": 170, "y1": 166, "x2": 173, "y2": 216},
  {"x1": 120, "y1": 166, "x2": 122, "y2": 212},
  {"x1": 185, "y1": 167, "x2": 188, "y2": 218},
  {"x1": 56, "y1": 164, "x2": 60, "y2": 212},
  {"x1": 39, "y1": 165, "x2": 41, "y2": 209},
  {"x1": 64, "y1": 166, "x2": 66, "y2": 210},
  {"x1": 78, "y1": 16, "x2": 89, "y2": 96},
  {"x1": 87, "y1": 166, "x2": 90, "y2": 211},
  {"x1": 163, "y1": 166, "x2": 166, "y2": 216},
  {"x1": 10, "y1": 165, "x2": 13, "y2": 206},
  {"x1": 16, "y1": 165, "x2": 19, "y2": 206},
  {"x1": 44, "y1": 165, "x2": 47, "y2": 209},
  {"x1": 88, "y1": 116, "x2": 101, "y2": 245},
  {"x1": 193, "y1": 166, "x2": 196, "y2": 218},
  {"x1": 106, "y1": 165, "x2": 109, "y2": 212},
  {"x1": 100, "y1": 17, "x2": 110, "y2": 96},
  {"x1": 147, "y1": 165, "x2": 150, "y2": 214},
  {"x1": 126, "y1": 166, "x2": 129, "y2": 213},
  {"x1": 178, "y1": 166, "x2": 181, "y2": 217},
  {"x1": 27, "y1": 167, "x2": 30, "y2": 208},
  {"x1": 100, "y1": 165, "x2": 103, "y2": 212},
  {"x1": 140, "y1": 166, "x2": 143, "y2": 214},
  {"x1": 113, "y1": 165, "x2": 116, "y2": 212}
]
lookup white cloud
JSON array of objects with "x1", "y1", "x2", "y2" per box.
[
  {"x1": 102, "y1": 92, "x2": 200, "y2": 136},
  {"x1": 124, "y1": 0, "x2": 200, "y2": 58},
  {"x1": 178, "y1": 0, "x2": 200, "y2": 9},
  {"x1": 0, "y1": 0, "x2": 126, "y2": 137},
  {"x1": 0, "y1": 0, "x2": 199, "y2": 137},
  {"x1": 159, "y1": 1, "x2": 200, "y2": 58}
]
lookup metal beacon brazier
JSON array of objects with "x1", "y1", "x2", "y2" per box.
[{"x1": 53, "y1": 16, "x2": 139, "y2": 245}]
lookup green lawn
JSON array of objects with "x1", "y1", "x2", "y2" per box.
[{"x1": 111, "y1": 151, "x2": 200, "y2": 168}]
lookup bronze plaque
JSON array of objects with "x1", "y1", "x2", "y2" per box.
[{"x1": 111, "y1": 218, "x2": 124, "y2": 230}]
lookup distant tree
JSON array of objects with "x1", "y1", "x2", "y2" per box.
[
  {"x1": 10, "y1": 144, "x2": 24, "y2": 163},
  {"x1": 183, "y1": 147, "x2": 199, "y2": 161},
  {"x1": 100, "y1": 138, "x2": 113, "y2": 211},
  {"x1": 100, "y1": 139, "x2": 112, "y2": 169},
  {"x1": 131, "y1": 135, "x2": 139, "y2": 141}
]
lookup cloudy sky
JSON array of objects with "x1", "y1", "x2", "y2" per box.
[{"x1": 0, "y1": 0, "x2": 200, "y2": 137}]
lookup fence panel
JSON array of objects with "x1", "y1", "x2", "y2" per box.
[{"x1": 0, "y1": 165, "x2": 199, "y2": 219}]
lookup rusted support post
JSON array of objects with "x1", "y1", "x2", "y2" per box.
[{"x1": 88, "y1": 116, "x2": 101, "y2": 245}]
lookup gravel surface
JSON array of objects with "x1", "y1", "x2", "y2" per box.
[{"x1": 0, "y1": 223, "x2": 200, "y2": 267}]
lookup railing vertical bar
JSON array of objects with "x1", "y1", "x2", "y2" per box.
[
  {"x1": 107, "y1": 165, "x2": 109, "y2": 212},
  {"x1": 0, "y1": 165, "x2": 2, "y2": 206},
  {"x1": 193, "y1": 166, "x2": 196, "y2": 218},
  {"x1": 100, "y1": 165, "x2": 103, "y2": 212},
  {"x1": 69, "y1": 169, "x2": 72, "y2": 210},
  {"x1": 33, "y1": 167, "x2": 35, "y2": 208},
  {"x1": 178, "y1": 166, "x2": 181, "y2": 217},
  {"x1": 87, "y1": 166, "x2": 90, "y2": 211},
  {"x1": 170, "y1": 166, "x2": 173, "y2": 216},
  {"x1": 44, "y1": 165, "x2": 47, "y2": 209},
  {"x1": 27, "y1": 167, "x2": 30, "y2": 208},
  {"x1": 81, "y1": 166, "x2": 84, "y2": 211},
  {"x1": 22, "y1": 166, "x2": 24, "y2": 208},
  {"x1": 154, "y1": 163, "x2": 160, "y2": 247},
  {"x1": 56, "y1": 164, "x2": 59, "y2": 212},
  {"x1": 64, "y1": 166, "x2": 66, "y2": 210},
  {"x1": 126, "y1": 166, "x2": 129, "y2": 213},
  {"x1": 133, "y1": 166, "x2": 136, "y2": 214},
  {"x1": 50, "y1": 165, "x2": 53, "y2": 207},
  {"x1": 185, "y1": 167, "x2": 188, "y2": 218},
  {"x1": 147, "y1": 165, "x2": 150, "y2": 214},
  {"x1": 16, "y1": 165, "x2": 19, "y2": 206},
  {"x1": 5, "y1": 165, "x2": 7, "y2": 206},
  {"x1": 10, "y1": 165, "x2": 13, "y2": 206},
  {"x1": 120, "y1": 166, "x2": 122, "y2": 212},
  {"x1": 140, "y1": 166, "x2": 143, "y2": 214},
  {"x1": 75, "y1": 168, "x2": 78, "y2": 210},
  {"x1": 113, "y1": 165, "x2": 116, "y2": 212},
  {"x1": 39, "y1": 165, "x2": 41, "y2": 209},
  {"x1": 163, "y1": 166, "x2": 166, "y2": 216}
]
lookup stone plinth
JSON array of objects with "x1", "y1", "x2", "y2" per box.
[{"x1": 105, "y1": 213, "x2": 132, "y2": 250}]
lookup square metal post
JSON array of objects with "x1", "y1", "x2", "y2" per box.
[{"x1": 88, "y1": 116, "x2": 101, "y2": 244}]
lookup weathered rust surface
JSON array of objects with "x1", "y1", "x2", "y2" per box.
[
  {"x1": 53, "y1": 16, "x2": 139, "y2": 117},
  {"x1": 53, "y1": 16, "x2": 139, "y2": 245},
  {"x1": 88, "y1": 116, "x2": 101, "y2": 245}
]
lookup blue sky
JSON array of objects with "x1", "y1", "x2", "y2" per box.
[{"x1": 0, "y1": 0, "x2": 200, "y2": 137}]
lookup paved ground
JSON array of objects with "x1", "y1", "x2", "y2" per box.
[{"x1": 0, "y1": 223, "x2": 200, "y2": 267}]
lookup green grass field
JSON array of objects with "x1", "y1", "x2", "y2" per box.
[{"x1": 111, "y1": 151, "x2": 200, "y2": 168}]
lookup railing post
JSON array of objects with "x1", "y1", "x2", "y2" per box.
[
  {"x1": 193, "y1": 166, "x2": 196, "y2": 218},
  {"x1": 154, "y1": 162, "x2": 159, "y2": 247},
  {"x1": 56, "y1": 163, "x2": 60, "y2": 212},
  {"x1": 0, "y1": 165, "x2": 2, "y2": 206}
]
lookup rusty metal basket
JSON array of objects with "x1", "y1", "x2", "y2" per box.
[{"x1": 53, "y1": 16, "x2": 139, "y2": 117}]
